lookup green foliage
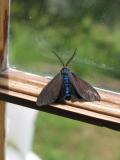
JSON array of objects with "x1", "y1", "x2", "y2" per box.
[
  {"x1": 33, "y1": 112, "x2": 120, "y2": 160},
  {"x1": 10, "y1": 16, "x2": 120, "y2": 78}
]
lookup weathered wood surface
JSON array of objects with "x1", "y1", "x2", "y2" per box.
[
  {"x1": 0, "y1": 69, "x2": 120, "y2": 131},
  {"x1": 0, "y1": 101, "x2": 5, "y2": 160},
  {"x1": 0, "y1": 0, "x2": 9, "y2": 71},
  {"x1": 0, "y1": 0, "x2": 9, "y2": 159}
]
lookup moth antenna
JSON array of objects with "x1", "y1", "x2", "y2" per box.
[
  {"x1": 52, "y1": 51, "x2": 64, "y2": 66},
  {"x1": 65, "y1": 48, "x2": 77, "y2": 66}
]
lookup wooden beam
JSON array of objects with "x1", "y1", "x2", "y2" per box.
[
  {"x1": 0, "y1": 0, "x2": 9, "y2": 71},
  {"x1": 0, "y1": 0, "x2": 9, "y2": 159},
  {"x1": 0, "y1": 101, "x2": 5, "y2": 160},
  {"x1": 0, "y1": 69, "x2": 120, "y2": 131}
]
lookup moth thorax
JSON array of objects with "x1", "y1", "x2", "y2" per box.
[{"x1": 61, "y1": 67, "x2": 69, "y2": 75}]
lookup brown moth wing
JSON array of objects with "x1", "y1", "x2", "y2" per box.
[
  {"x1": 37, "y1": 73, "x2": 63, "y2": 106},
  {"x1": 68, "y1": 72, "x2": 100, "y2": 101}
]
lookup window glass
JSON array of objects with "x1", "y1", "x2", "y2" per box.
[
  {"x1": 6, "y1": 103, "x2": 120, "y2": 160},
  {"x1": 8, "y1": 1, "x2": 120, "y2": 160},
  {"x1": 9, "y1": 0, "x2": 120, "y2": 91}
]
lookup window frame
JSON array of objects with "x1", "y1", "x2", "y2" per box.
[
  {"x1": 0, "y1": 0, "x2": 120, "y2": 137},
  {"x1": 0, "y1": 68, "x2": 120, "y2": 130},
  {"x1": 0, "y1": 0, "x2": 8, "y2": 159}
]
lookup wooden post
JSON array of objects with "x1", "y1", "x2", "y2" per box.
[
  {"x1": 0, "y1": 0, "x2": 9, "y2": 71},
  {"x1": 0, "y1": 0, "x2": 9, "y2": 159},
  {"x1": 0, "y1": 101, "x2": 5, "y2": 160}
]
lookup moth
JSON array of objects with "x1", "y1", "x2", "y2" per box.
[{"x1": 36, "y1": 49, "x2": 100, "y2": 106}]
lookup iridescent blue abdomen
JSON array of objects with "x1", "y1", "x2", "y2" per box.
[{"x1": 62, "y1": 67, "x2": 71, "y2": 100}]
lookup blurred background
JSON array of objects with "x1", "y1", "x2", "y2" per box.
[{"x1": 8, "y1": 0, "x2": 120, "y2": 160}]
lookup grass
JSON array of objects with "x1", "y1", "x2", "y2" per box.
[{"x1": 33, "y1": 112, "x2": 120, "y2": 160}]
